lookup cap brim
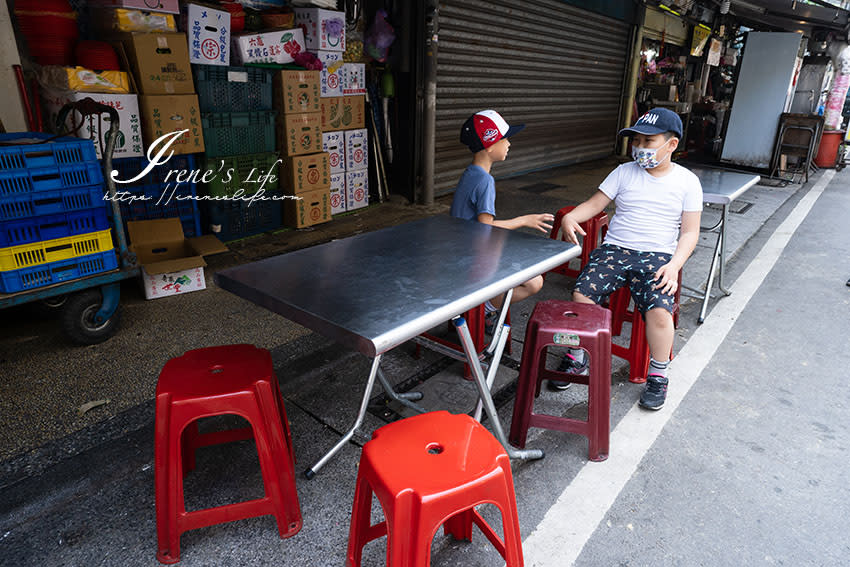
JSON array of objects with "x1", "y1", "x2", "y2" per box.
[
  {"x1": 505, "y1": 124, "x2": 525, "y2": 138},
  {"x1": 619, "y1": 124, "x2": 682, "y2": 138}
]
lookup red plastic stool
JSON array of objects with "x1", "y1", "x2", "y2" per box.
[
  {"x1": 346, "y1": 411, "x2": 524, "y2": 566},
  {"x1": 549, "y1": 206, "x2": 609, "y2": 278},
  {"x1": 416, "y1": 303, "x2": 511, "y2": 379},
  {"x1": 509, "y1": 301, "x2": 612, "y2": 461},
  {"x1": 155, "y1": 344, "x2": 302, "y2": 564},
  {"x1": 608, "y1": 268, "x2": 682, "y2": 384}
]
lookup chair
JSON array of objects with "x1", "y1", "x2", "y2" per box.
[
  {"x1": 549, "y1": 206, "x2": 609, "y2": 278},
  {"x1": 509, "y1": 301, "x2": 612, "y2": 461},
  {"x1": 155, "y1": 344, "x2": 302, "y2": 564},
  {"x1": 347, "y1": 411, "x2": 524, "y2": 566}
]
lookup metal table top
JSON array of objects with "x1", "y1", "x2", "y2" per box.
[
  {"x1": 215, "y1": 215, "x2": 580, "y2": 358},
  {"x1": 690, "y1": 167, "x2": 761, "y2": 205}
]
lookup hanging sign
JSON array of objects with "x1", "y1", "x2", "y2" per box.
[
  {"x1": 707, "y1": 38, "x2": 723, "y2": 66},
  {"x1": 691, "y1": 26, "x2": 710, "y2": 57}
]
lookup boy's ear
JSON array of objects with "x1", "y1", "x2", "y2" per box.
[{"x1": 669, "y1": 137, "x2": 680, "y2": 151}]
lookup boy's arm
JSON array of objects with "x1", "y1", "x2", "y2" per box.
[
  {"x1": 560, "y1": 190, "x2": 612, "y2": 245},
  {"x1": 479, "y1": 213, "x2": 554, "y2": 233},
  {"x1": 653, "y1": 210, "x2": 701, "y2": 294}
]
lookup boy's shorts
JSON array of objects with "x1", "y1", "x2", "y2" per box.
[{"x1": 573, "y1": 243, "x2": 676, "y2": 315}]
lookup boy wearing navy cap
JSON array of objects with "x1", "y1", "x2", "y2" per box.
[
  {"x1": 450, "y1": 110, "x2": 554, "y2": 317},
  {"x1": 554, "y1": 108, "x2": 703, "y2": 410}
]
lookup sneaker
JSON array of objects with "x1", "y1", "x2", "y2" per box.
[
  {"x1": 547, "y1": 353, "x2": 589, "y2": 391},
  {"x1": 639, "y1": 374, "x2": 668, "y2": 410}
]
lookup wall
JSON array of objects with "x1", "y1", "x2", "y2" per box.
[{"x1": 0, "y1": 1, "x2": 27, "y2": 132}]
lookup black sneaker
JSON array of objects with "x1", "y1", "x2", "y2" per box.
[
  {"x1": 639, "y1": 374, "x2": 668, "y2": 410},
  {"x1": 547, "y1": 353, "x2": 588, "y2": 391}
]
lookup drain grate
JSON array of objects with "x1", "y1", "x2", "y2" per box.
[{"x1": 518, "y1": 182, "x2": 561, "y2": 194}]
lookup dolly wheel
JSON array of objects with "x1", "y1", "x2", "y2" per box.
[{"x1": 61, "y1": 289, "x2": 122, "y2": 345}]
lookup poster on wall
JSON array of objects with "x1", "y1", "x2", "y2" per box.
[
  {"x1": 691, "y1": 26, "x2": 710, "y2": 57},
  {"x1": 707, "y1": 38, "x2": 723, "y2": 66}
]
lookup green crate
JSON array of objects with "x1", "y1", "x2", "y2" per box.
[
  {"x1": 193, "y1": 65, "x2": 273, "y2": 112},
  {"x1": 201, "y1": 111, "x2": 277, "y2": 157},
  {"x1": 201, "y1": 153, "x2": 280, "y2": 198}
]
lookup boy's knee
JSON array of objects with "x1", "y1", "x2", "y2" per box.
[
  {"x1": 572, "y1": 291, "x2": 596, "y2": 304},
  {"x1": 645, "y1": 307, "x2": 673, "y2": 328},
  {"x1": 526, "y1": 275, "x2": 544, "y2": 294}
]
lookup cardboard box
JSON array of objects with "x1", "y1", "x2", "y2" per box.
[
  {"x1": 321, "y1": 95, "x2": 364, "y2": 131},
  {"x1": 89, "y1": 8, "x2": 178, "y2": 33},
  {"x1": 344, "y1": 128, "x2": 368, "y2": 172},
  {"x1": 87, "y1": 0, "x2": 180, "y2": 14},
  {"x1": 322, "y1": 131, "x2": 345, "y2": 173},
  {"x1": 277, "y1": 112, "x2": 322, "y2": 156},
  {"x1": 284, "y1": 187, "x2": 331, "y2": 228},
  {"x1": 281, "y1": 152, "x2": 330, "y2": 195},
  {"x1": 124, "y1": 33, "x2": 193, "y2": 95},
  {"x1": 274, "y1": 70, "x2": 320, "y2": 115},
  {"x1": 329, "y1": 172, "x2": 346, "y2": 214},
  {"x1": 293, "y1": 8, "x2": 345, "y2": 52},
  {"x1": 39, "y1": 67, "x2": 131, "y2": 94},
  {"x1": 127, "y1": 218, "x2": 228, "y2": 300},
  {"x1": 341, "y1": 63, "x2": 365, "y2": 95},
  {"x1": 43, "y1": 89, "x2": 144, "y2": 159},
  {"x1": 233, "y1": 28, "x2": 306, "y2": 65},
  {"x1": 185, "y1": 3, "x2": 231, "y2": 66},
  {"x1": 317, "y1": 51, "x2": 343, "y2": 97},
  {"x1": 345, "y1": 170, "x2": 369, "y2": 211},
  {"x1": 139, "y1": 95, "x2": 205, "y2": 155}
]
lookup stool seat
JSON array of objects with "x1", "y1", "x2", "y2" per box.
[
  {"x1": 509, "y1": 301, "x2": 612, "y2": 461},
  {"x1": 347, "y1": 411, "x2": 524, "y2": 566},
  {"x1": 155, "y1": 344, "x2": 302, "y2": 564},
  {"x1": 549, "y1": 207, "x2": 609, "y2": 279}
]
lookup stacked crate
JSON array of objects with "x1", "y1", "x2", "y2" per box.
[
  {"x1": 194, "y1": 65, "x2": 280, "y2": 241},
  {"x1": 276, "y1": 70, "x2": 331, "y2": 229},
  {"x1": 0, "y1": 133, "x2": 117, "y2": 293}
]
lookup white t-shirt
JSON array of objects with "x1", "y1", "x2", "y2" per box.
[{"x1": 599, "y1": 161, "x2": 703, "y2": 255}]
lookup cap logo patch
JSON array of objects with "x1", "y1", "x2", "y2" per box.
[
  {"x1": 639, "y1": 113, "x2": 659, "y2": 125},
  {"x1": 482, "y1": 128, "x2": 499, "y2": 142}
]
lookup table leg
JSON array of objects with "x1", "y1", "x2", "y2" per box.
[
  {"x1": 376, "y1": 367, "x2": 425, "y2": 412},
  {"x1": 305, "y1": 354, "x2": 383, "y2": 479},
  {"x1": 486, "y1": 288, "x2": 513, "y2": 356},
  {"x1": 454, "y1": 317, "x2": 544, "y2": 461},
  {"x1": 698, "y1": 223, "x2": 723, "y2": 324},
  {"x1": 717, "y1": 204, "x2": 732, "y2": 295}
]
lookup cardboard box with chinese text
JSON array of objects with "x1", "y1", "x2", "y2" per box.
[
  {"x1": 344, "y1": 128, "x2": 368, "y2": 171},
  {"x1": 322, "y1": 131, "x2": 345, "y2": 173},
  {"x1": 329, "y1": 171, "x2": 346, "y2": 214},
  {"x1": 284, "y1": 187, "x2": 331, "y2": 228},
  {"x1": 293, "y1": 8, "x2": 345, "y2": 52},
  {"x1": 277, "y1": 112, "x2": 322, "y2": 156},
  {"x1": 233, "y1": 28, "x2": 306, "y2": 65},
  {"x1": 345, "y1": 169, "x2": 368, "y2": 211},
  {"x1": 185, "y1": 3, "x2": 231, "y2": 66},
  {"x1": 139, "y1": 94, "x2": 205, "y2": 155},
  {"x1": 273, "y1": 70, "x2": 320, "y2": 115},
  {"x1": 281, "y1": 152, "x2": 330, "y2": 195},
  {"x1": 123, "y1": 33, "x2": 193, "y2": 95}
]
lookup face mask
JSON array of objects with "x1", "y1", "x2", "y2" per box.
[{"x1": 632, "y1": 140, "x2": 670, "y2": 169}]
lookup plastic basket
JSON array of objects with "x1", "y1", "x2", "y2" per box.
[
  {"x1": 0, "y1": 185, "x2": 105, "y2": 221},
  {"x1": 110, "y1": 154, "x2": 197, "y2": 189},
  {"x1": 0, "y1": 161, "x2": 104, "y2": 196},
  {"x1": 113, "y1": 183, "x2": 201, "y2": 238},
  {"x1": 0, "y1": 206, "x2": 110, "y2": 248},
  {"x1": 0, "y1": 249, "x2": 118, "y2": 293},
  {"x1": 202, "y1": 192, "x2": 282, "y2": 241},
  {"x1": 193, "y1": 65, "x2": 274, "y2": 112},
  {"x1": 201, "y1": 111, "x2": 276, "y2": 157},
  {"x1": 201, "y1": 153, "x2": 280, "y2": 198},
  {"x1": 0, "y1": 132, "x2": 98, "y2": 171},
  {"x1": 0, "y1": 229, "x2": 114, "y2": 271}
]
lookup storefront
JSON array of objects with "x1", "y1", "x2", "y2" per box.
[{"x1": 432, "y1": 0, "x2": 637, "y2": 196}]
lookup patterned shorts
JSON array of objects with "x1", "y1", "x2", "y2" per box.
[{"x1": 574, "y1": 243, "x2": 676, "y2": 315}]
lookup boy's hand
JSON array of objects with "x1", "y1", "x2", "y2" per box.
[
  {"x1": 653, "y1": 263, "x2": 679, "y2": 295},
  {"x1": 560, "y1": 214, "x2": 586, "y2": 245},
  {"x1": 524, "y1": 213, "x2": 554, "y2": 234}
]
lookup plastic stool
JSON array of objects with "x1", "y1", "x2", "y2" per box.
[
  {"x1": 549, "y1": 206, "x2": 609, "y2": 278},
  {"x1": 346, "y1": 411, "x2": 524, "y2": 566},
  {"x1": 509, "y1": 301, "x2": 612, "y2": 461},
  {"x1": 416, "y1": 303, "x2": 511, "y2": 379},
  {"x1": 608, "y1": 269, "x2": 681, "y2": 384},
  {"x1": 155, "y1": 344, "x2": 302, "y2": 564}
]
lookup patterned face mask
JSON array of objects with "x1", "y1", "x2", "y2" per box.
[{"x1": 632, "y1": 139, "x2": 671, "y2": 169}]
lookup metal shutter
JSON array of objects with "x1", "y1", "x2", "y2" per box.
[{"x1": 435, "y1": 0, "x2": 632, "y2": 195}]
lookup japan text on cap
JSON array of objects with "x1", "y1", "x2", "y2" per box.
[
  {"x1": 619, "y1": 107, "x2": 683, "y2": 139},
  {"x1": 460, "y1": 110, "x2": 525, "y2": 152}
]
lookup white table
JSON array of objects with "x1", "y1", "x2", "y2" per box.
[
  {"x1": 689, "y1": 167, "x2": 761, "y2": 323},
  {"x1": 215, "y1": 215, "x2": 580, "y2": 477}
]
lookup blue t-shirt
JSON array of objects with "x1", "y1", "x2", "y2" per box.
[{"x1": 449, "y1": 165, "x2": 496, "y2": 221}]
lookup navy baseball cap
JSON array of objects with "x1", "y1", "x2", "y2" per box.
[
  {"x1": 619, "y1": 108, "x2": 683, "y2": 139},
  {"x1": 460, "y1": 110, "x2": 525, "y2": 152}
]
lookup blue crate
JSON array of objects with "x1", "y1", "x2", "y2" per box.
[
  {"x1": 0, "y1": 249, "x2": 118, "y2": 293},
  {"x1": 0, "y1": 185, "x2": 105, "y2": 221},
  {"x1": 0, "y1": 207, "x2": 110, "y2": 247},
  {"x1": 110, "y1": 154, "x2": 197, "y2": 189},
  {"x1": 113, "y1": 182, "x2": 201, "y2": 238},
  {"x1": 0, "y1": 161, "x2": 104, "y2": 196},
  {"x1": 0, "y1": 132, "x2": 98, "y2": 171},
  {"x1": 201, "y1": 193, "x2": 282, "y2": 241}
]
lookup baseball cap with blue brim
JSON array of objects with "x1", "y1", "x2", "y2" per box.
[
  {"x1": 460, "y1": 110, "x2": 525, "y2": 152},
  {"x1": 619, "y1": 108, "x2": 683, "y2": 139}
]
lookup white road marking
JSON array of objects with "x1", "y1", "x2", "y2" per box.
[{"x1": 522, "y1": 170, "x2": 834, "y2": 566}]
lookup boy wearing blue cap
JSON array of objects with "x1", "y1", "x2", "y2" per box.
[
  {"x1": 553, "y1": 108, "x2": 703, "y2": 410},
  {"x1": 450, "y1": 110, "x2": 554, "y2": 317}
]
